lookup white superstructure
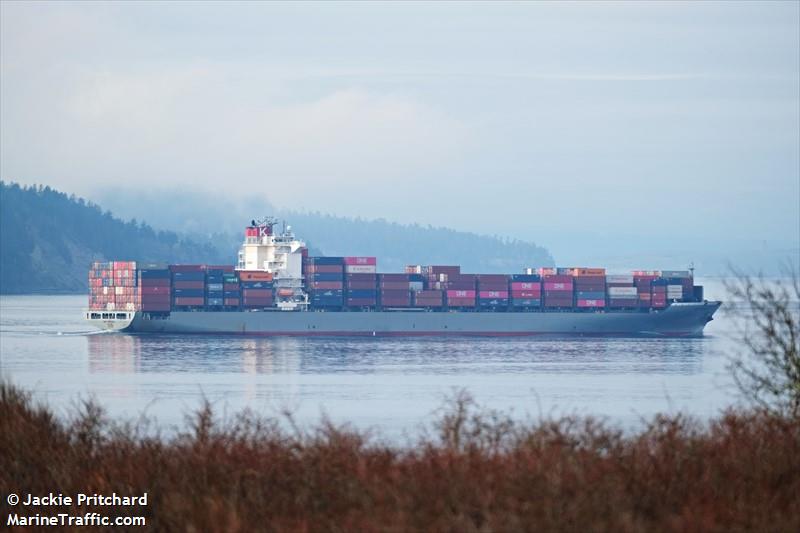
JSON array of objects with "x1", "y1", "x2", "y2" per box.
[{"x1": 237, "y1": 217, "x2": 308, "y2": 310}]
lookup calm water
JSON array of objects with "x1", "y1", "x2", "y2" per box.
[{"x1": 0, "y1": 283, "x2": 739, "y2": 438}]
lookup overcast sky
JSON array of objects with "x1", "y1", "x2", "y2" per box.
[{"x1": 2, "y1": 1, "x2": 798, "y2": 269}]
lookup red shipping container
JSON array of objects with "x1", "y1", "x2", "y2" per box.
[
  {"x1": 478, "y1": 283, "x2": 509, "y2": 291},
  {"x1": 141, "y1": 303, "x2": 171, "y2": 312},
  {"x1": 511, "y1": 282, "x2": 541, "y2": 291},
  {"x1": 544, "y1": 282, "x2": 573, "y2": 291},
  {"x1": 346, "y1": 273, "x2": 377, "y2": 282},
  {"x1": 447, "y1": 298, "x2": 475, "y2": 307},
  {"x1": 428, "y1": 266, "x2": 461, "y2": 276},
  {"x1": 512, "y1": 290, "x2": 540, "y2": 298},
  {"x1": 174, "y1": 297, "x2": 204, "y2": 306},
  {"x1": 141, "y1": 294, "x2": 170, "y2": 303},
  {"x1": 381, "y1": 298, "x2": 410, "y2": 306},
  {"x1": 344, "y1": 257, "x2": 377, "y2": 266},
  {"x1": 239, "y1": 271, "x2": 274, "y2": 281},
  {"x1": 577, "y1": 299, "x2": 605, "y2": 307},
  {"x1": 224, "y1": 283, "x2": 240, "y2": 291},
  {"x1": 447, "y1": 290, "x2": 476, "y2": 298},
  {"x1": 416, "y1": 290, "x2": 443, "y2": 297},
  {"x1": 445, "y1": 282, "x2": 475, "y2": 290},
  {"x1": 608, "y1": 299, "x2": 638, "y2": 307},
  {"x1": 139, "y1": 278, "x2": 171, "y2": 287},
  {"x1": 476, "y1": 274, "x2": 509, "y2": 283},
  {"x1": 205, "y1": 265, "x2": 235, "y2": 272},
  {"x1": 170, "y1": 265, "x2": 206, "y2": 272},
  {"x1": 346, "y1": 298, "x2": 376, "y2": 306},
  {"x1": 346, "y1": 281, "x2": 377, "y2": 290},
  {"x1": 381, "y1": 289, "x2": 410, "y2": 298},
  {"x1": 479, "y1": 290, "x2": 508, "y2": 298},
  {"x1": 544, "y1": 299, "x2": 573, "y2": 307},
  {"x1": 379, "y1": 273, "x2": 411, "y2": 282},
  {"x1": 542, "y1": 274, "x2": 572, "y2": 283},
  {"x1": 380, "y1": 281, "x2": 411, "y2": 290},
  {"x1": 139, "y1": 286, "x2": 170, "y2": 295},
  {"x1": 173, "y1": 281, "x2": 205, "y2": 289},
  {"x1": 243, "y1": 289, "x2": 272, "y2": 297},
  {"x1": 243, "y1": 298, "x2": 272, "y2": 306},
  {"x1": 224, "y1": 298, "x2": 240, "y2": 306},
  {"x1": 309, "y1": 282, "x2": 343, "y2": 290}
]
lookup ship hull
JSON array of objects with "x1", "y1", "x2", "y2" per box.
[{"x1": 95, "y1": 301, "x2": 721, "y2": 337}]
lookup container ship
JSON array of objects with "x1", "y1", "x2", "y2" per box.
[{"x1": 85, "y1": 218, "x2": 721, "y2": 337}]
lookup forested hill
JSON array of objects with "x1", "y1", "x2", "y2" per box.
[
  {"x1": 0, "y1": 182, "x2": 226, "y2": 293},
  {"x1": 280, "y1": 211, "x2": 554, "y2": 274}
]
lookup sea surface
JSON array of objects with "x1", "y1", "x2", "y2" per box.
[{"x1": 0, "y1": 281, "x2": 741, "y2": 439}]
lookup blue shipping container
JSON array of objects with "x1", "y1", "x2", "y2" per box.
[
  {"x1": 139, "y1": 269, "x2": 170, "y2": 279},
  {"x1": 478, "y1": 298, "x2": 509, "y2": 306},
  {"x1": 206, "y1": 298, "x2": 223, "y2": 306},
  {"x1": 307, "y1": 256, "x2": 344, "y2": 265},
  {"x1": 172, "y1": 288, "x2": 204, "y2": 297},
  {"x1": 312, "y1": 273, "x2": 344, "y2": 282},
  {"x1": 511, "y1": 299, "x2": 541, "y2": 306},
  {"x1": 346, "y1": 289, "x2": 378, "y2": 298},
  {"x1": 312, "y1": 290, "x2": 344, "y2": 298},
  {"x1": 172, "y1": 271, "x2": 206, "y2": 281},
  {"x1": 223, "y1": 290, "x2": 240, "y2": 298},
  {"x1": 577, "y1": 291, "x2": 605, "y2": 299},
  {"x1": 511, "y1": 274, "x2": 541, "y2": 282}
]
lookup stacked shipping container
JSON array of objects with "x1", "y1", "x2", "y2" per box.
[
  {"x1": 344, "y1": 257, "x2": 377, "y2": 306},
  {"x1": 88, "y1": 261, "x2": 139, "y2": 311},
  {"x1": 510, "y1": 274, "x2": 541, "y2": 308},
  {"x1": 543, "y1": 274, "x2": 573, "y2": 308},
  {"x1": 304, "y1": 257, "x2": 344, "y2": 308},
  {"x1": 575, "y1": 271, "x2": 607, "y2": 309},
  {"x1": 379, "y1": 273, "x2": 411, "y2": 307},
  {"x1": 89, "y1": 257, "x2": 704, "y2": 314},
  {"x1": 476, "y1": 274, "x2": 509, "y2": 309},
  {"x1": 137, "y1": 264, "x2": 170, "y2": 312}
]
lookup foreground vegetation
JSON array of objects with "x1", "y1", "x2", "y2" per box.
[{"x1": 1, "y1": 386, "x2": 798, "y2": 532}]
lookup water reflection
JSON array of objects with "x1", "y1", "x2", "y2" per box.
[{"x1": 87, "y1": 334, "x2": 706, "y2": 376}]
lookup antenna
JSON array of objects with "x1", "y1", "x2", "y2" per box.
[{"x1": 689, "y1": 261, "x2": 695, "y2": 279}]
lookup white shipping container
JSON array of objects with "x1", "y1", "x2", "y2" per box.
[
  {"x1": 405, "y1": 265, "x2": 422, "y2": 274},
  {"x1": 661, "y1": 270, "x2": 691, "y2": 278},
  {"x1": 115, "y1": 286, "x2": 123, "y2": 295},
  {"x1": 207, "y1": 283, "x2": 223, "y2": 291},
  {"x1": 103, "y1": 286, "x2": 109, "y2": 295},
  {"x1": 106, "y1": 302, "x2": 116, "y2": 310},
  {"x1": 606, "y1": 275, "x2": 633, "y2": 284},
  {"x1": 409, "y1": 281, "x2": 424, "y2": 292},
  {"x1": 608, "y1": 287, "x2": 638, "y2": 297},
  {"x1": 346, "y1": 265, "x2": 377, "y2": 274}
]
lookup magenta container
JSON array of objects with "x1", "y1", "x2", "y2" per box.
[
  {"x1": 511, "y1": 282, "x2": 540, "y2": 290},
  {"x1": 479, "y1": 290, "x2": 508, "y2": 298},
  {"x1": 447, "y1": 290, "x2": 476, "y2": 298},
  {"x1": 577, "y1": 299, "x2": 605, "y2": 307},
  {"x1": 344, "y1": 257, "x2": 377, "y2": 266}
]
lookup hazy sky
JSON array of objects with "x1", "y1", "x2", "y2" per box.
[{"x1": 2, "y1": 1, "x2": 798, "y2": 269}]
